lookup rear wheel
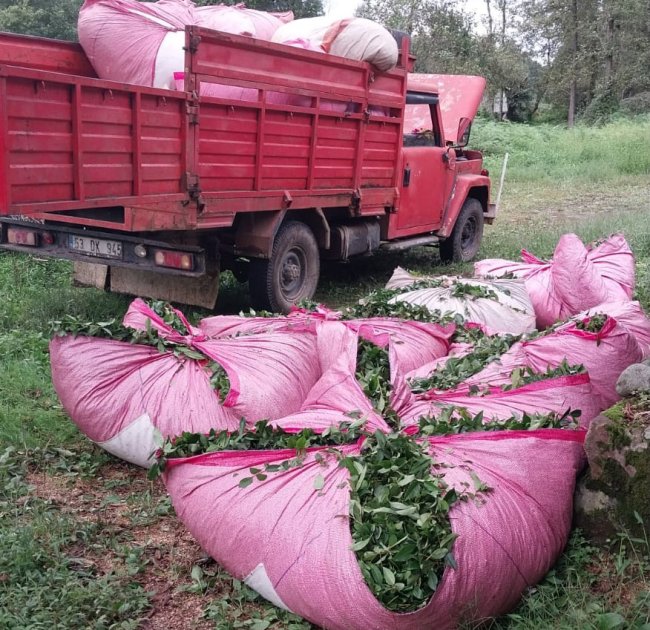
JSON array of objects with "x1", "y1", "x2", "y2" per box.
[
  {"x1": 249, "y1": 221, "x2": 320, "y2": 313},
  {"x1": 439, "y1": 197, "x2": 484, "y2": 263}
]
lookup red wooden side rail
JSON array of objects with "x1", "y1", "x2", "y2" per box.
[{"x1": 0, "y1": 27, "x2": 408, "y2": 233}]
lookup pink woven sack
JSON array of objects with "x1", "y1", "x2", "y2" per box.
[
  {"x1": 578, "y1": 300, "x2": 650, "y2": 359},
  {"x1": 51, "y1": 299, "x2": 321, "y2": 466},
  {"x1": 474, "y1": 234, "x2": 635, "y2": 328},
  {"x1": 163, "y1": 429, "x2": 585, "y2": 629},
  {"x1": 466, "y1": 315, "x2": 643, "y2": 408},
  {"x1": 392, "y1": 372, "x2": 600, "y2": 430}
]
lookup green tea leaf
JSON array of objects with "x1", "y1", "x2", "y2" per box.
[{"x1": 383, "y1": 567, "x2": 396, "y2": 586}]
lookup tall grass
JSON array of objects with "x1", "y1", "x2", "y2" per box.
[{"x1": 473, "y1": 115, "x2": 650, "y2": 183}]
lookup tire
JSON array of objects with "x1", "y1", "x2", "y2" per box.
[
  {"x1": 439, "y1": 198, "x2": 484, "y2": 263},
  {"x1": 249, "y1": 221, "x2": 320, "y2": 313}
]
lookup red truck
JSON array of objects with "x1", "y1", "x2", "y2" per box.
[{"x1": 0, "y1": 27, "x2": 495, "y2": 312}]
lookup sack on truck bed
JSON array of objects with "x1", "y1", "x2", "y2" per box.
[
  {"x1": 194, "y1": 4, "x2": 290, "y2": 41},
  {"x1": 271, "y1": 16, "x2": 399, "y2": 71},
  {"x1": 79, "y1": 0, "x2": 291, "y2": 91},
  {"x1": 474, "y1": 233, "x2": 635, "y2": 328}
]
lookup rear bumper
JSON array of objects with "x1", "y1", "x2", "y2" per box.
[{"x1": 0, "y1": 218, "x2": 207, "y2": 277}]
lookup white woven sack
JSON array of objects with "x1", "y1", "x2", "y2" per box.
[
  {"x1": 272, "y1": 16, "x2": 398, "y2": 71},
  {"x1": 386, "y1": 267, "x2": 537, "y2": 335}
]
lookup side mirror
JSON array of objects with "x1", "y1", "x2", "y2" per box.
[{"x1": 456, "y1": 117, "x2": 472, "y2": 148}]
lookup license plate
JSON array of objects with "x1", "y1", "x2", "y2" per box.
[{"x1": 68, "y1": 235, "x2": 123, "y2": 259}]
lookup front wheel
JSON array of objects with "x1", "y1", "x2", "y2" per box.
[
  {"x1": 248, "y1": 221, "x2": 320, "y2": 313},
  {"x1": 439, "y1": 198, "x2": 484, "y2": 263}
]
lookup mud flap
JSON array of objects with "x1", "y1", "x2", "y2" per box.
[
  {"x1": 110, "y1": 266, "x2": 220, "y2": 309},
  {"x1": 73, "y1": 261, "x2": 109, "y2": 290}
]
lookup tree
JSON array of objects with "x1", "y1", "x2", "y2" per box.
[
  {"x1": 0, "y1": 0, "x2": 82, "y2": 41},
  {"x1": 195, "y1": 0, "x2": 323, "y2": 19},
  {"x1": 358, "y1": 0, "x2": 479, "y2": 75}
]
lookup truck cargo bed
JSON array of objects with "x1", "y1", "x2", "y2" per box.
[{"x1": 0, "y1": 27, "x2": 407, "y2": 232}]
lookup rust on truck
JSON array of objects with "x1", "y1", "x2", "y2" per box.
[{"x1": 0, "y1": 26, "x2": 495, "y2": 312}]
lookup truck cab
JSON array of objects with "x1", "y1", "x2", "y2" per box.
[{"x1": 389, "y1": 74, "x2": 493, "y2": 262}]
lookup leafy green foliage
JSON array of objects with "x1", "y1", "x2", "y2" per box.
[
  {"x1": 341, "y1": 431, "x2": 485, "y2": 612},
  {"x1": 347, "y1": 287, "x2": 460, "y2": 323},
  {"x1": 355, "y1": 339, "x2": 395, "y2": 422},
  {"x1": 148, "y1": 300, "x2": 190, "y2": 335},
  {"x1": 576, "y1": 314, "x2": 609, "y2": 333},
  {"x1": 208, "y1": 362, "x2": 231, "y2": 403},
  {"x1": 348, "y1": 277, "x2": 499, "y2": 324},
  {"x1": 50, "y1": 314, "x2": 139, "y2": 342},
  {"x1": 417, "y1": 406, "x2": 581, "y2": 436},
  {"x1": 149, "y1": 419, "x2": 364, "y2": 480},
  {"x1": 409, "y1": 334, "x2": 520, "y2": 393},
  {"x1": 48, "y1": 296, "x2": 194, "y2": 345},
  {"x1": 397, "y1": 276, "x2": 501, "y2": 301},
  {"x1": 501, "y1": 361, "x2": 585, "y2": 391},
  {"x1": 449, "y1": 281, "x2": 499, "y2": 300}
]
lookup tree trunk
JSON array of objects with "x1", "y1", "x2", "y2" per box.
[
  {"x1": 485, "y1": 0, "x2": 493, "y2": 38},
  {"x1": 568, "y1": 80, "x2": 576, "y2": 127},
  {"x1": 568, "y1": 0, "x2": 579, "y2": 128},
  {"x1": 604, "y1": 15, "x2": 614, "y2": 83}
]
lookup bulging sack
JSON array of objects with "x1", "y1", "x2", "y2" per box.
[
  {"x1": 393, "y1": 370, "x2": 600, "y2": 430},
  {"x1": 474, "y1": 234, "x2": 635, "y2": 328},
  {"x1": 163, "y1": 428, "x2": 585, "y2": 629},
  {"x1": 385, "y1": 267, "x2": 536, "y2": 335},
  {"x1": 466, "y1": 314, "x2": 643, "y2": 409},
  {"x1": 272, "y1": 16, "x2": 399, "y2": 71},
  {"x1": 578, "y1": 300, "x2": 650, "y2": 359},
  {"x1": 79, "y1": 0, "x2": 196, "y2": 88},
  {"x1": 79, "y1": 0, "x2": 291, "y2": 91},
  {"x1": 50, "y1": 299, "x2": 321, "y2": 467}
]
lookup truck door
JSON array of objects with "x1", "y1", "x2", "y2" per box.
[
  {"x1": 398, "y1": 146, "x2": 449, "y2": 232},
  {"x1": 394, "y1": 94, "x2": 453, "y2": 236}
]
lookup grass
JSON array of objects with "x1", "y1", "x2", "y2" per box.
[
  {"x1": 473, "y1": 115, "x2": 650, "y2": 184},
  {"x1": 485, "y1": 529, "x2": 650, "y2": 630},
  {"x1": 0, "y1": 447, "x2": 150, "y2": 629},
  {"x1": 1, "y1": 117, "x2": 650, "y2": 628}
]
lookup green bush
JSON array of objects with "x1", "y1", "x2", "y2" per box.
[{"x1": 621, "y1": 92, "x2": 650, "y2": 116}]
